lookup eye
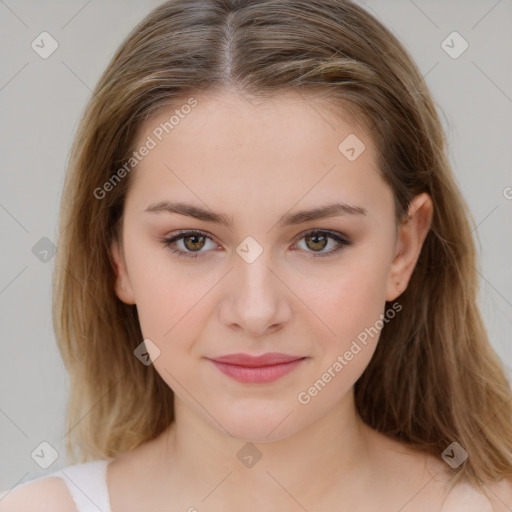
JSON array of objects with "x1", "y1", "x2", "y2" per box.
[
  {"x1": 293, "y1": 229, "x2": 352, "y2": 257},
  {"x1": 160, "y1": 229, "x2": 352, "y2": 259},
  {"x1": 161, "y1": 230, "x2": 218, "y2": 258}
]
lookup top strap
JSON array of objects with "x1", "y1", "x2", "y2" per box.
[{"x1": 50, "y1": 459, "x2": 113, "y2": 512}]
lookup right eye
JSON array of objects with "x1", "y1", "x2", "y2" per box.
[{"x1": 161, "y1": 230, "x2": 219, "y2": 258}]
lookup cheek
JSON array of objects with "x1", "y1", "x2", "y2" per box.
[
  {"x1": 122, "y1": 236, "x2": 203, "y2": 342},
  {"x1": 293, "y1": 258, "x2": 393, "y2": 410},
  {"x1": 131, "y1": 270, "x2": 208, "y2": 345},
  {"x1": 305, "y1": 251, "x2": 393, "y2": 346}
]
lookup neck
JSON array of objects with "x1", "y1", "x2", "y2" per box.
[{"x1": 157, "y1": 389, "x2": 374, "y2": 511}]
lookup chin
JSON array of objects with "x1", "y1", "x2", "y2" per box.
[{"x1": 208, "y1": 400, "x2": 302, "y2": 442}]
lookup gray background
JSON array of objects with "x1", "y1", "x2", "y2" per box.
[{"x1": 1, "y1": 0, "x2": 511, "y2": 493}]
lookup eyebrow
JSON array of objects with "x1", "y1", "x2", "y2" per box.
[{"x1": 144, "y1": 200, "x2": 367, "y2": 227}]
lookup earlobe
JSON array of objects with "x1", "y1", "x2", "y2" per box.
[
  {"x1": 110, "y1": 238, "x2": 136, "y2": 305},
  {"x1": 385, "y1": 193, "x2": 433, "y2": 301}
]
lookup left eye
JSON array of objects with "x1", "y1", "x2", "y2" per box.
[
  {"x1": 161, "y1": 229, "x2": 351, "y2": 258},
  {"x1": 294, "y1": 230, "x2": 351, "y2": 256}
]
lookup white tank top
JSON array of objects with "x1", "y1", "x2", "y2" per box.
[{"x1": 24, "y1": 459, "x2": 113, "y2": 512}]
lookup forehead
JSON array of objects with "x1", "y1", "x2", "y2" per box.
[{"x1": 125, "y1": 90, "x2": 390, "y2": 218}]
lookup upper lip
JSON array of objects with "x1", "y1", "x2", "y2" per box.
[{"x1": 208, "y1": 353, "x2": 305, "y2": 368}]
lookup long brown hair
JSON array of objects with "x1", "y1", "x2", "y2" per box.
[{"x1": 53, "y1": 0, "x2": 512, "y2": 491}]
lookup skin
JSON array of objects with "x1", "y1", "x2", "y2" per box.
[
  {"x1": 104, "y1": 90, "x2": 448, "y2": 511},
  {"x1": 3, "y1": 91, "x2": 512, "y2": 512},
  {"x1": 4, "y1": 91, "x2": 512, "y2": 512}
]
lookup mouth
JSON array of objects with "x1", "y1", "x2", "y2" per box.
[{"x1": 206, "y1": 353, "x2": 307, "y2": 384}]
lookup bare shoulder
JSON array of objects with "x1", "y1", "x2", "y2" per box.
[
  {"x1": 361, "y1": 425, "x2": 512, "y2": 511},
  {"x1": 441, "y1": 477, "x2": 512, "y2": 512},
  {"x1": 482, "y1": 477, "x2": 512, "y2": 511},
  {"x1": 0, "y1": 476, "x2": 77, "y2": 512}
]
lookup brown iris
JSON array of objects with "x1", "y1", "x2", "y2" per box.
[
  {"x1": 182, "y1": 234, "x2": 206, "y2": 252},
  {"x1": 304, "y1": 232, "x2": 328, "y2": 252}
]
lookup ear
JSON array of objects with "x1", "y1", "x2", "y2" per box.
[
  {"x1": 386, "y1": 192, "x2": 433, "y2": 301},
  {"x1": 110, "y1": 237, "x2": 136, "y2": 305}
]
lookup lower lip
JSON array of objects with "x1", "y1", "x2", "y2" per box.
[{"x1": 209, "y1": 358, "x2": 305, "y2": 384}]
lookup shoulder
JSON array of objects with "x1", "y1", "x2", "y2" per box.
[
  {"x1": 0, "y1": 476, "x2": 77, "y2": 512},
  {"x1": 484, "y1": 477, "x2": 512, "y2": 511},
  {"x1": 365, "y1": 428, "x2": 512, "y2": 511},
  {"x1": 441, "y1": 477, "x2": 512, "y2": 512}
]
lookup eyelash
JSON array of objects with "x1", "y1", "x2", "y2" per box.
[{"x1": 160, "y1": 229, "x2": 352, "y2": 259}]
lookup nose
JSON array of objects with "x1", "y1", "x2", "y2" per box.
[{"x1": 218, "y1": 250, "x2": 292, "y2": 337}]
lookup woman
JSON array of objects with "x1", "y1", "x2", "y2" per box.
[{"x1": 2, "y1": 1, "x2": 512, "y2": 510}]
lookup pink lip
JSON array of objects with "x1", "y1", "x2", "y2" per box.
[{"x1": 207, "y1": 352, "x2": 306, "y2": 384}]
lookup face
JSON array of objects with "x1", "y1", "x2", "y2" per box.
[{"x1": 111, "y1": 91, "x2": 431, "y2": 442}]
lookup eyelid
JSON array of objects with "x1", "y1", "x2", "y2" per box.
[{"x1": 161, "y1": 228, "x2": 352, "y2": 258}]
